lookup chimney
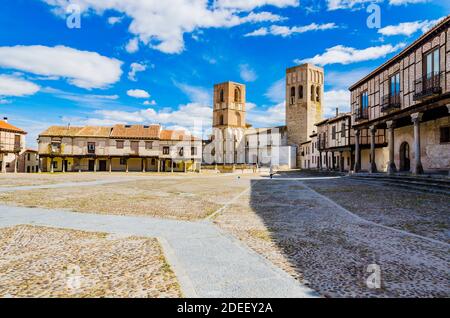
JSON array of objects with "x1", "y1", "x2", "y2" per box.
[
  {"x1": 3, "y1": 117, "x2": 7, "y2": 123},
  {"x1": 335, "y1": 108, "x2": 339, "y2": 117}
]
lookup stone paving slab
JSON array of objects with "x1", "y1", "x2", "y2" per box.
[{"x1": 0, "y1": 205, "x2": 317, "y2": 298}]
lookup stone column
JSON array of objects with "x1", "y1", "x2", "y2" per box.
[
  {"x1": 157, "y1": 159, "x2": 161, "y2": 173},
  {"x1": 14, "y1": 154, "x2": 18, "y2": 173},
  {"x1": 109, "y1": 158, "x2": 112, "y2": 173},
  {"x1": 93, "y1": 159, "x2": 97, "y2": 173},
  {"x1": 386, "y1": 121, "x2": 397, "y2": 175},
  {"x1": 38, "y1": 158, "x2": 42, "y2": 173},
  {"x1": 125, "y1": 158, "x2": 129, "y2": 173},
  {"x1": 369, "y1": 126, "x2": 378, "y2": 173},
  {"x1": 184, "y1": 161, "x2": 187, "y2": 173},
  {"x1": 354, "y1": 130, "x2": 361, "y2": 173},
  {"x1": 318, "y1": 151, "x2": 322, "y2": 170},
  {"x1": 171, "y1": 160, "x2": 174, "y2": 173},
  {"x1": 62, "y1": 158, "x2": 66, "y2": 173},
  {"x1": 339, "y1": 152, "x2": 344, "y2": 172},
  {"x1": 1, "y1": 155, "x2": 6, "y2": 173},
  {"x1": 447, "y1": 105, "x2": 450, "y2": 176},
  {"x1": 142, "y1": 158, "x2": 146, "y2": 173},
  {"x1": 50, "y1": 158, "x2": 54, "y2": 173},
  {"x1": 411, "y1": 113, "x2": 424, "y2": 175}
]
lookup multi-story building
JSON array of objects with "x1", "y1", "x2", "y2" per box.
[
  {"x1": 350, "y1": 16, "x2": 450, "y2": 174},
  {"x1": 18, "y1": 149, "x2": 39, "y2": 173},
  {"x1": 286, "y1": 63, "x2": 324, "y2": 165},
  {"x1": 315, "y1": 112, "x2": 387, "y2": 172},
  {"x1": 0, "y1": 117, "x2": 26, "y2": 173},
  {"x1": 38, "y1": 124, "x2": 202, "y2": 173}
]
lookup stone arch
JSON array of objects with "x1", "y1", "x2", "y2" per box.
[
  {"x1": 234, "y1": 87, "x2": 241, "y2": 102},
  {"x1": 298, "y1": 85, "x2": 304, "y2": 100},
  {"x1": 399, "y1": 141, "x2": 411, "y2": 172}
]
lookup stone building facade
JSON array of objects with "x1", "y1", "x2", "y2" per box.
[
  {"x1": 38, "y1": 125, "x2": 202, "y2": 173},
  {"x1": 350, "y1": 16, "x2": 450, "y2": 174},
  {"x1": 0, "y1": 118, "x2": 27, "y2": 173},
  {"x1": 286, "y1": 63, "x2": 324, "y2": 165}
]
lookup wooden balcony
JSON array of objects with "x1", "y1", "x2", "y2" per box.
[
  {"x1": 355, "y1": 108, "x2": 369, "y2": 121},
  {"x1": 381, "y1": 93, "x2": 401, "y2": 112},
  {"x1": 413, "y1": 72, "x2": 443, "y2": 101}
]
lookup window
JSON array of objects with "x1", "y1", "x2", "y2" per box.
[
  {"x1": 14, "y1": 135, "x2": 21, "y2": 149},
  {"x1": 219, "y1": 114, "x2": 224, "y2": 126},
  {"x1": 290, "y1": 87, "x2": 295, "y2": 105},
  {"x1": 341, "y1": 123, "x2": 346, "y2": 137},
  {"x1": 390, "y1": 73, "x2": 401, "y2": 96},
  {"x1": 332, "y1": 126, "x2": 336, "y2": 140},
  {"x1": 219, "y1": 89, "x2": 224, "y2": 102},
  {"x1": 130, "y1": 141, "x2": 139, "y2": 152},
  {"x1": 87, "y1": 142, "x2": 96, "y2": 154},
  {"x1": 51, "y1": 142, "x2": 61, "y2": 153},
  {"x1": 191, "y1": 147, "x2": 197, "y2": 156},
  {"x1": 311, "y1": 85, "x2": 315, "y2": 101},
  {"x1": 179, "y1": 147, "x2": 184, "y2": 156},
  {"x1": 116, "y1": 140, "x2": 124, "y2": 149},
  {"x1": 440, "y1": 127, "x2": 450, "y2": 143},
  {"x1": 234, "y1": 87, "x2": 241, "y2": 102},
  {"x1": 163, "y1": 147, "x2": 170, "y2": 155},
  {"x1": 27, "y1": 153, "x2": 31, "y2": 161},
  {"x1": 145, "y1": 141, "x2": 153, "y2": 150},
  {"x1": 53, "y1": 161, "x2": 57, "y2": 169},
  {"x1": 424, "y1": 48, "x2": 440, "y2": 78},
  {"x1": 316, "y1": 86, "x2": 320, "y2": 102},
  {"x1": 361, "y1": 91, "x2": 369, "y2": 111},
  {"x1": 298, "y1": 85, "x2": 303, "y2": 100}
]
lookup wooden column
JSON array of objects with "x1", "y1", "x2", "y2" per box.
[{"x1": 14, "y1": 154, "x2": 18, "y2": 173}]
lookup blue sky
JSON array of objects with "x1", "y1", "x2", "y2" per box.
[{"x1": 0, "y1": 0, "x2": 448, "y2": 147}]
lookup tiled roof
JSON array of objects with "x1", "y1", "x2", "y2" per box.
[
  {"x1": 0, "y1": 120, "x2": 26, "y2": 134},
  {"x1": 111, "y1": 124, "x2": 161, "y2": 139},
  {"x1": 39, "y1": 126, "x2": 111, "y2": 137},
  {"x1": 160, "y1": 130, "x2": 199, "y2": 141}
]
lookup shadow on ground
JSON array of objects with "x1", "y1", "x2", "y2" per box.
[{"x1": 247, "y1": 173, "x2": 450, "y2": 298}]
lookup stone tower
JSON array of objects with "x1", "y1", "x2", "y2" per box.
[
  {"x1": 212, "y1": 81, "x2": 246, "y2": 164},
  {"x1": 285, "y1": 63, "x2": 324, "y2": 165}
]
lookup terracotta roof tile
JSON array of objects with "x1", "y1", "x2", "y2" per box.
[
  {"x1": 0, "y1": 120, "x2": 26, "y2": 134},
  {"x1": 39, "y1": 126, "x2": 110, "y2": 137},
  {"x1": 110, "y1": 124, "x2": 161, "y2": 139},
  {"x1": 160, "y1": 130, "x2": 200, "y2": 141}
]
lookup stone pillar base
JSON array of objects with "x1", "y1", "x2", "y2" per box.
[
  {"x1": 387, "y1": 162, "x2": 397, "y2": 175},
  {"x1": 369, "y1": 162, "x2": 378, "y2": 174},
  {"x1": 413, "y1": 163, "x2": 424, "y2": 175}
]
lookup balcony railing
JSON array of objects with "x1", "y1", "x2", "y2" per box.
[
  {"x1": 413, "y1": 72, "x2": 443, "y2": 101},
  {"x1": 355, "y1": 107, "x2": 369, "y2": 121},
  {"x1": 381, "y1": 93, "x2": 401, "y2": 112}
]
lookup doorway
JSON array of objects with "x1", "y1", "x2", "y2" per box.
[
  {"x1": 399, "y1": 142, "x2": 410, "y2": 172},
  {"x1": 88, "y1": 160, "x2": 95, "y2": 172},
  {"x1": 99, "y1": 160, "x2": 107, "y2": 172}
]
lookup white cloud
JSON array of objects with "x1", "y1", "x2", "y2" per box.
[
  {"x1": 125, "y1": 38, "x2": 139, "y2": 53},
  {"x1": 378, "y1": 17, "x2": 443, "y2": 36},
  {"x1": 216, "y1": 0, "x2": 299, "y2": 11},
  {"x1": 326, "y1": 67, "x2": 373, "y2": 90},
  {"x1": 239, "y1": 64, "x2": 258, "y2": 82},
  {"x1": 128, "y1": 62, "x2": 147, "y2": 81},
  {"x1": 108, "y1": 16, "x2": 123, "y2": 25},
  {"x1": 41, "y1": 0, "x2": 293, "y2": 54},
  {"x1": 247, "y1": 102, "x2": 285, "y2": 127},
  {"x1": 41, "y1": 87, "x2": 120, "y2": 109},
  {"x1": 326, "y1": 0, "x2": 382, "y2": 10},
  {"x1": 324, "y1": 90, "x2": 351, "y2": 117},
  {"x1": 0, "y1": 75, "x2": 40, "y2": 97},
  {"x1": 127, "y1": 89, "x2": 150, "y2": 99},
  {"x1": 143, "y1": 100, "x2": 157, "y2": 106},
  {"x1": 175, "y1": 82, "x2": 211, "y2": 104},
  {"x1": 388, "y1": 0, "x2": 428, "y2": 5},
  {"x1": 265, "y1": 78, "x2": 285, "y2": 103},
  {"x1": 245, "y1": 22, "x2": 337, "y2": 37},
  {"x1": 0, "y1": 45, "x2": 122, "y2": 89},
  {"x1": 297, "y1": 43, "x2": 406, "y2": 66}
]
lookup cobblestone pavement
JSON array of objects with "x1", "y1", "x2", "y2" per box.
[
  {"x1": 214, "y1": 178, "x2": 449, "y2": 298},
  {"x1": 304, "y1": 177, "x2": 450, "y2": 243},
  {"x1": 0, "y1": 176, "x2": 255, "y2": 220},
  {"x1": 0, "y1": 225, "x2": 181, "y2": 298}
]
